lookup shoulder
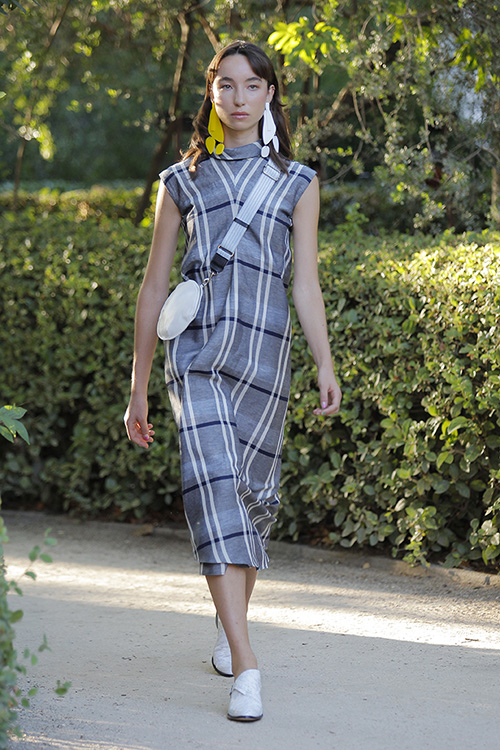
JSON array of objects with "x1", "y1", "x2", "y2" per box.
[
  {"x1": 287, "y1": 161, "x2": 317, "y2": 185},
  {"x1": 159, "y1": 159, "x2": 191, "y2": 187},
  {"x1": 281, "y1": 161, "x2": 318, "y2": 211}
]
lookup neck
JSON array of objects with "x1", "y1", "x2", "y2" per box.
[{"x1": 223, "y1": 127, "x2": 259, "y2": 149}]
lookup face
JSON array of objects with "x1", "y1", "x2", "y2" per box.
[{"x1": 210, "y1": 54, "x2": 274, "y2": 147}]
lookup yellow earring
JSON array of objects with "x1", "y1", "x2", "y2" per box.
[{"x1": 206, "y1": 103, "x2": 224, "y2": 155}]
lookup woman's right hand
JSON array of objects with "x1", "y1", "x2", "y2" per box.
[{"x1": 124, "y1": 397, "x2": 155, "y2": 449}]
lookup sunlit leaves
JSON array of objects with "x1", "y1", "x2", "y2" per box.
[
  {"x1": 268, "y1": 0, "x2": 500, "y2": 229},
  {"x1": 269, "y1": 16, "x2": 348, "y2": 74}
]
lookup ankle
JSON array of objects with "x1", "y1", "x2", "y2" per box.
[{"x1": 232, "y1": 655, "x2": 258, "y2": 679}]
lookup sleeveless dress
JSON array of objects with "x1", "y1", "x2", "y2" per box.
[{"x1": 160, "y1": 142, "x2": 316, "y2": 575}]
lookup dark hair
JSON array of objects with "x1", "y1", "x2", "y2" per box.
[{"x1": 183, "y1": 41, "x2": 292, "y2": 174}]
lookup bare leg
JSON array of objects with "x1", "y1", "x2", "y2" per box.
[
  {"x1": 206, "y1": 565, "x2": 258, "y2": 678},
  {"x1": 245, "y1": 566, "x2": 258, "y2": 607}
]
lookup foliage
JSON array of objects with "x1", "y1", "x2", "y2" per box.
[
  {"x1": 0, "y1": 205, "x2": 182, "y2": 521},
  {"x1": 281, "y1": 220, "x2": 500, "y2": 568},
  {"x1": 0, "y1": 0, "x2": 38, "y2": 15},
  {"x1": 269, "y1": 0, "x2": 500, "y2": 232},
  {"x1": 0, "y1": 0, "x2": 294, "y2": 190},
  {"x1": 0, "y1": 405, "x2": 30, "y2": 445},
  {"x1": 1, "y1": 0, "x2": 498, "y2": 231},
  {"x1": 0, "y1": 407, "x2": 69, "y2": 743},
  {"x1": 0, "y1": 522, "x2": 69, "y2": 742},
  {"x1": 0, "y1": 183, "x2": 156, "y2": 223},
  {"x1": 1, "y1": 190, "x2": 500, "y2": 570}
]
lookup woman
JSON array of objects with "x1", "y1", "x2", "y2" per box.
[{"x1": 124, "y1": 40, "x2": 341, "y2": 722}]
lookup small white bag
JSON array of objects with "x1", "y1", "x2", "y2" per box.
[{"x1": 156, "y1": 279, "x2": 202, "y2": 341}]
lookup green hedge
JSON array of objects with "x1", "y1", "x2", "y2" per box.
[
  {"x1": 0, "y1": 210, "x2": 183, "y2": 521},
  {"x1": 0, "y1": 184, "x2": 155, "y2": 224},
  {"x1": 1, "y1": 199, "x2": 500, "y2": 568},
  {"x1": 281, "y1": 226, "x2": 500, "y2": 567}
]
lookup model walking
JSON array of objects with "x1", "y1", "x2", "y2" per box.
[{"x1": 124, "y1": 40, "x2": 341, "y2": 721}]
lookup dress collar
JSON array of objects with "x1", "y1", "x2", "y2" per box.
[{"x1": 213, "y1": 141, "x2": 262, "y2": 161}]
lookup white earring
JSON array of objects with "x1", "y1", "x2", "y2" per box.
[{"x1": 261, "y1": 102, "x2": 279, "y2": 158}]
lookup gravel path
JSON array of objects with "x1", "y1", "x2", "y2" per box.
[{"x1": 4, "y1": 510, "x2": 500, "y2": 750}]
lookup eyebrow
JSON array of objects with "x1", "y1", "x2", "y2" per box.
[{"x1": 217, "y1": 75, "x2": 263, "y2": 83}]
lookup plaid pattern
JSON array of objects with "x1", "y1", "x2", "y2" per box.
[{"x1": 160, "y1": 142, "x2": 315, "y2": 574}]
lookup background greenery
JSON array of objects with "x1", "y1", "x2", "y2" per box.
[
  {"x1": 1, "y1": 0, "x2": 500, "y2": 571},
  {"x1": 1, "y1": 0, "x2": 499, "y2": 230},
  {"x1": 1, "y1": 191, "x2": 499, "y2": 569}
]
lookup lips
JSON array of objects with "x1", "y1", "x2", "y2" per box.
[{"x1": 231, "y1": 112, "x2": 248, "y2": 118}]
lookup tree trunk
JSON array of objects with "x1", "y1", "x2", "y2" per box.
[
  {"x1": 134, "y1": 10, "x2": 193, "y2": 226},
  {"x1": 320, "y1": 85, "x2": 351, "y2": 128},
  {"x1": 490, "y1": 100, "x2": 500, "y2": 228},
  {"x1": 298, "y1": 75, "x2": 310, "y2": 129},
  {"x1": 196, "y1": 5, "x2": 220, "y2": 51},
  {"x1": 491, "y1": 163, "x2": 500, "y2": 228}
]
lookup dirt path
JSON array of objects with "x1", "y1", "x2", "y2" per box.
[{"x1": 4, "y1": 510, "x2": 500, "y2": 750}]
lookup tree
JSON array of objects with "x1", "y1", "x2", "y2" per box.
[
  {"x1": 0, "y1": 0, "x2": 80, "y2": 201},
  {"x1": 1, "y1": 0, "x2": 314, "y2": 203},
  {"x1": 268, "y1": 0, "x2": 500, "y2": 230}
]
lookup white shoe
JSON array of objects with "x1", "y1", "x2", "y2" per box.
[
  {"x1": 212, "y1": 614, "x2": 233, "y2": 677},
  {"x1": 227, "y1": 669, "x2": 263, "y2": 722}
]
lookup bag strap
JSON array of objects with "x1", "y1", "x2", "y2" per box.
[{"x1": 207, "y1": 161, "x2": 282, "y2": 279}]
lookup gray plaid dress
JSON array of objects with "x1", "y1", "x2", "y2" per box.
[{"x1": 160, "y1": 142, "x2": 315, "y2": 574}]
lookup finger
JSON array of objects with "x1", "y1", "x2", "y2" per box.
[
  {"x1": 313, "y1": 388, "x2": 341, "y2": 416},
  {"x1": 136, "y1": 420, "x2": 154, "y2": 445},
  {"x1": 128, "y1": 418, "x2": 153, "y2": 448}
]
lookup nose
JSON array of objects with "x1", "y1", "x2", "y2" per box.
[{"x1": 233, "y1": 86, "x2": 245, "y2": 106}]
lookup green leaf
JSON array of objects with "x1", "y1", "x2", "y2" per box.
[
  {"x1": 10, "y1": 609, "x2": 24, "y2": 623},
  {"x1": 446, "y1": 417, "x2": 469, "y2": 435},
  {"x1": 0, "y1": 424, "x2": 14, "y2": 442},
  {"x1": 432, "y1": 478, "x2": 450, "y2": 494},
  {"x1": 464, "y1": 444, "x2": 483, "y2": 462},
  {"x1": 334, "y1": 510, "x2": 346, "y2": 526},
  {"x1": 0, "y1": 405, "x2": 27, "y2": 420},
  {"x1": 436, "y1": 451, "x2": 451, "y2": 470},
  {"x1": 14, "y1": 420, "x2": 30, "y2": 444},
  {"x1": 55, "y1": 680, "x2": 71, "y2": 695}
]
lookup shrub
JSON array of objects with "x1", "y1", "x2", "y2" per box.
[
  {"x1": 0, "y1": 184, "x2": 155, "y2": 224},
  {"x1": 0, "y1": 407, "x2": 68, "y2": 743},
  {"x1": 1, "y1": 195, "x2": 499, "y2": 568},
  {"x1": 0, "y1": 210, "x2": 183, "y2": 521},
  {"x1": 280, "y1": 226, "x2": 500, "y2": 568}
]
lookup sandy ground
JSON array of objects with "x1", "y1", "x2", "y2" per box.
[{"x1": 3, "y1": 509, "x2": 500, "y2": 750}]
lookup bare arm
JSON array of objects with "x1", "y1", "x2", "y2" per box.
[
  {"x1": 124, "y1": 182, "x2": 182, "y2": 447},
  {"x1": 291, "y1": 176, "x2": 342, "y2": 416}
]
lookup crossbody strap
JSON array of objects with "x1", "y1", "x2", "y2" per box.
[{"x1": 207, "y1": 161, "x2": 281, "y2": 278}]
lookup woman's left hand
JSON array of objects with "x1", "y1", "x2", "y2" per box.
[{"x1": 313, "y1": 367, "x2": 342, "y2": 416}]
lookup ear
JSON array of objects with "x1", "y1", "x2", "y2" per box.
[{"x1": 266, "y1": 84, "x2": 275, "y2": 104}]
